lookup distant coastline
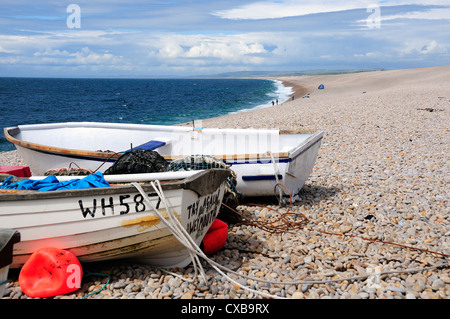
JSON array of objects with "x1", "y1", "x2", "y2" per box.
[{"x1": 191, "y1": 68, "x2": 382, "y2": 79}]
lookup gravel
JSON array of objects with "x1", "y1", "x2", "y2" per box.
[{"x1": 1, "y1": 67, "x2": 449, "y2": 299}]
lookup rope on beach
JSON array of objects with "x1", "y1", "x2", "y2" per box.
[
  {"x1": 222, "y1": 201, "x2": 450, "y2": 258},
  {"x1": 81, "y1": 272, "x2": 111, "y2": 299},
  {"x1": 131, "y1": 180, "x2": 449, "y2": 300},
  {"x1": 222, "y1": 202, "x2": 309, "y2": 234},
  {"x1": 132, "y1": 180, "x2": 287, "y2": 300},
  {"x1": 310, "y1": 228, "x2": 450, "y2": 258},
  {"x1": 265, "y1": 151, "x2": 293, "y2": 207},
  {"x1": 165, "y1": 155, "x2": 241, "y2": 222},
  {"x1": 214, "y1": 198, "x2": 450, "y2": 295}
]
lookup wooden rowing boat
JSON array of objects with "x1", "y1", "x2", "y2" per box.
[
  {"x1": 4, "y1": 122, "x2": 324, "y2": 198},
  {"x1": 0, "y1": 169, "x2": 230, "y2": 269}
]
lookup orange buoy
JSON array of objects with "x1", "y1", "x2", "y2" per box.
[
  {"x1": 19, "y1": 247, "x2": 83, "y2": 298},
  {"x1": 202, "y1": 219, "x2": 228, "y2": 255}
]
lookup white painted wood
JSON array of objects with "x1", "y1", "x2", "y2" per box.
[
  {"x1": 0, "y1": 170, "x2": 228, "y2": 269},
  {"x1": 5, "y1": 122, "x2": 324, "y2": 197}
]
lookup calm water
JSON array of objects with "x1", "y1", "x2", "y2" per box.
[{"x1": 0, "y1": 78, "x2": 292, "y2": 152}]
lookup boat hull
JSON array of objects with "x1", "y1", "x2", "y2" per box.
[
  {"x1": 4, "y1": 122, "x2": 324, "y2": 197},
  {"x1": 0, "y1": 169, "x2": 229, "y2": 269}
]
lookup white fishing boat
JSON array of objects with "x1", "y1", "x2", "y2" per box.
[
  {"x1": 4, "y1": 122, "x2": 324, "y2": 198},
  {"x1": 0, "y1": 169, "x2": 230, "y2": 269}
]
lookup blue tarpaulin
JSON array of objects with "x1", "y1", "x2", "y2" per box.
[{"x1": 0, "y1": 172, "x2": 110, "y2": 191}]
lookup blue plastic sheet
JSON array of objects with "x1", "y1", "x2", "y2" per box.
[{"x1": 0, "y1": 172, "x2": 110, "y2": 191}]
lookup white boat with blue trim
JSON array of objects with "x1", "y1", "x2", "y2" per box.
[{"x1": 4, "y1": 122, "x2": 323, "y2": 198}]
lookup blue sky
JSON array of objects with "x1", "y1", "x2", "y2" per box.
[{"x1": 0, "y1": 1, "x2": 449, "y2": 78}]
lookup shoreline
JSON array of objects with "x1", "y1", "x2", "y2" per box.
[
  {"x1": 2, "y1": 65, "x2": 449, "y2": 300},
  {"x1": 171, "y1": 78, "x2": 307, "y2": 129},
  {"x1": 199, "y1": 64, "x2": 450, "y2": 129},
  {"x1": 0, "y1": 78, "x2": 300, "y2": 154},
  {"x1": 278, "y1": 80, "x2": 310, "y2": 100}
]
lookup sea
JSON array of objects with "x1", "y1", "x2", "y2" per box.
[{"x1": 0, "y1": 78, "x2": 292, "y2": 152}]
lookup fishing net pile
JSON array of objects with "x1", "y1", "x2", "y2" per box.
[
  {"x1": 103, "y1": 149, "x2": 168, "y2": 175},
  {"x1": 44, "y1": 149, "x2": 241, "y2": 222},
  {"x1": 165, "y1": 155, "x2": 241, "y2": 223},
  {"x1": 44, "y1": 161, "x2": 94, "y2": 176},
  {"x1": 106, "y1": 151, "x2": 241, "y2": 222},
  {"x1": 45, "y1": 167, "x2": 94, "y2": 176},
  {"x1": 44, "y1": 149, "x2": 168, "y2": 176}
]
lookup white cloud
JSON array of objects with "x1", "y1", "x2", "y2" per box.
[
  {"x1": 353, "y1": 51, "x2": 384, "y2": 58},
  {"x1": 213, "y1": 0, "x2": 375, "y2": 20},
  {"x1": 154, "y1": 34, "x2": 269, "y2": 65},
  {"x1": 381, "y1": 6, "x2": 450, "y2": 21},
  {"x1": 0, "y1": 45, "x2": 17, "y2": 53},
  {"x1": 67, "y1": 47, "x2": 122, "y2": 65},
  {"x1": 398, "y1": 39, "x2": 449, "y2": 56},
  {"x1": 20, "y1": 46, "x2": 124, "y2": 69},
  {"x1": 34, "y1": 48, "x2": 71, "y2": 56},
  {"x1": 213, "y1": 0, "x2": 450, "y2": 20},
  {"x1": 0, "y1": 30, "x2": 130, "y2": 56},
  {"x1": 353, "y1": 5, "x2": 450, "y2": 26},
  {"x1": 1, "y1": 1, "x2": 449, "y2": 77},
  {"x1": 186, "y1": 41, "x2": 265, "y2": 60},
  {"x1": 420, "y1": 40, "x2": 438, "y2": 54}
]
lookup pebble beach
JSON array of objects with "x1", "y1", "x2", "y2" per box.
[{"x1": 1, "y1": 65, "x2": 449, "y2": 301}]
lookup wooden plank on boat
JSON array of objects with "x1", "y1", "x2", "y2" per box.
[
  {"x1": 0, "y1": 189, "x2": 34, "y2": 194},
  {"x1": 5, "y1": 127, "x2": 289, "y2": 162},
  {"x1": 279, "y1": 129, "x2": 315, "y2": 134},
  {"x1": 5, "y1": 130, "x2": 121, "y2": 161}
]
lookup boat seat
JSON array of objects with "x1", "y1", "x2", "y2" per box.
[{"x1": 123, "y1": 139, "x2": 169, "y2": 153}]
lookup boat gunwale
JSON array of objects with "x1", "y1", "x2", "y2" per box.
[
  {"x1": 0, "y1": 169, "x2": 230, "y2": 201},
  {"x1": 4, "y1": 124, "x2": 323, "y2": 163},
  {"x1": 288, "y1": 130, "x2": 324, "y2": 160},
  {"x1": 4, "y1": 126, "x2": 122, "y2": 161}
]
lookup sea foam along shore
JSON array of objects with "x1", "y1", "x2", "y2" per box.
[
  {"x1": 226, "y1": 79, "x2": 295, "y2": 115},
  {"x1": 1, "y1": 65, "x2": 449, "y2": 300}
]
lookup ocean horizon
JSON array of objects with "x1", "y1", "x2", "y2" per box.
[{"x1": 0, "y1": 77, "x2": 292, "y2": 152}]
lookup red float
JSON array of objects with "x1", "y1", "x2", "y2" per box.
[
  {"x1": 19, "y1": 247, "x2": 83, "y2": 298},
  {"x1": 202, "y1": 219, "x2": 228, "y2": 255}
]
